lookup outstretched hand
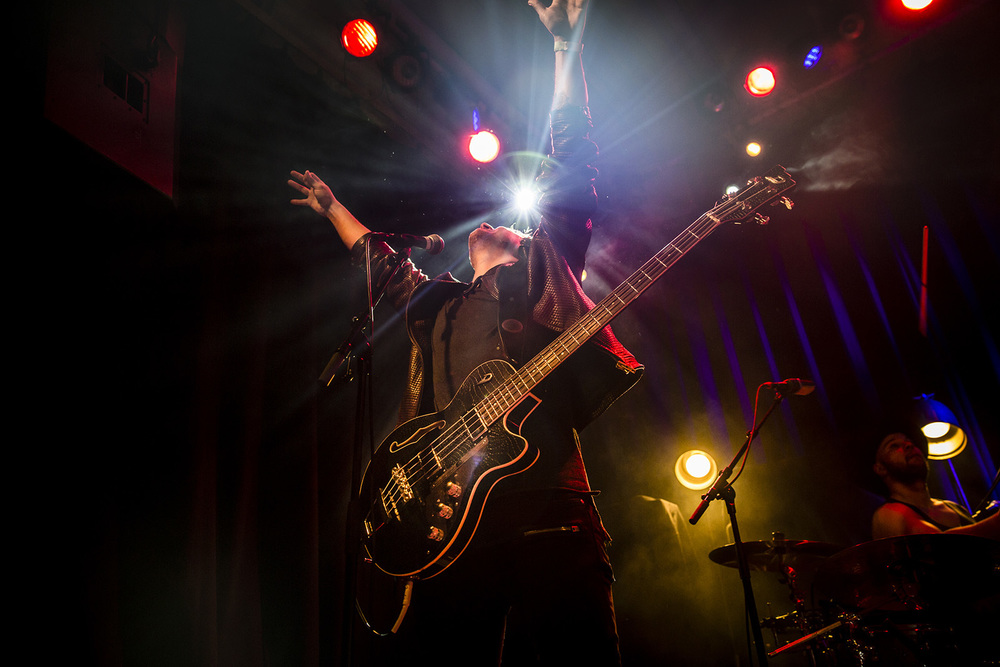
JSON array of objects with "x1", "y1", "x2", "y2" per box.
[
  {"x1": 287, "y1": 169, "x2": 370, "y2": 249},
  {"x1": 529, "y1": 0, "x2": 588, "y2": 41},
  {"x1": 288, "y1": 169, "x2": 335, "y2": 216}
]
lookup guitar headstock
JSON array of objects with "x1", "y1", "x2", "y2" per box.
[{"x1": 714, "y1": 165, "x2": 796, "y2": 225}]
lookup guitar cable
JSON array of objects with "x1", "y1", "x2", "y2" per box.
[
  {"x1": 354, "y1": 577, "x2": 415, "y2": 637},
  {"x1": 390, "y1": 579, "x2": 414, "y2": 634}
]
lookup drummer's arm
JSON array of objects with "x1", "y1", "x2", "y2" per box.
[{"x1": 948, "y1": 511, "x2": 1000, "y2": 540}]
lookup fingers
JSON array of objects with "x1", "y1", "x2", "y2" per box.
[
  {"x1": 289, "y1": 169, "x2": 322, "y2": 192},
  {"x1": 530, "y1": 0, "x2": 587, "y2": 38},
  {"x1": 288, "y1": 170, "x2": 313, "y2": 205},
  {"x1": 289, "y1": 169, "x2": 320, "y2": 183}
]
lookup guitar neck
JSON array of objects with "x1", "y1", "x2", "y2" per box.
[{"x1": 473, "y1": 166, "x2": 794, "y2": 427}]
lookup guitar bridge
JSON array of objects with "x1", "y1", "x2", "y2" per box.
[
  {"x1": 391, "y1": 464, "x2": 413, "y2": 502},
  {"x1": 379, "y1": 464, "x2": 414, "y2": 522}
]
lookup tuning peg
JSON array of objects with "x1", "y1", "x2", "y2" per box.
[
  {"x1": 753, "y1": 213, "x2": 770, "y2": 226},
  {"x1": 772, "y1": 196, "x2": 794, "y2": 210}
]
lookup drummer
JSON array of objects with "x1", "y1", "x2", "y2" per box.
[{"x1": 871, "y1": 433, "x2": 999, "y2": 540}]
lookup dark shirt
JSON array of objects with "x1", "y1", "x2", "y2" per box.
[{"x1": 431, "y1": 270, "x2": 504, "y2": 411}]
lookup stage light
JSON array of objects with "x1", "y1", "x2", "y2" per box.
[
  {"x1": 839, "y1": 14, "x2": 865, "y2": 41},
  {"x1": 744, "y1": 67, "x2": 776, "y2": 97},
  {"x1": 746, "y1": 142, "x2": 762, "y2": 157},
  {"x1": 703, "y1": 90, "x2": 727, "y2": 114},
  {"x1": 513, "y1": 185, "x2": 537, "y2": 214},
  {"x1": 901, "y1": 0, "x2": 934, "y2": 10},
  {"x1": 387, "y1": 51, "x2": 423, "y2": 89},
  {"x1": 675, "y1": 450, "x2": 718, "y2": 490},
  {"x1": 469, "y1": 130, "x2": 501, "y2": 163},
  {"x1": 342, "y1": 19, "x2": 378, "y2": 58},
  {"x1": 803, "y1": 45, "x2": 823, "y2": 69},
  {"x1": 915, "y1": 395, "x2": 967, "y2": 460}
]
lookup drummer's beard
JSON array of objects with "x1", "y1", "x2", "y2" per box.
[{"x1": 884, "y1": 456, "x2": 930, "y2": 485}]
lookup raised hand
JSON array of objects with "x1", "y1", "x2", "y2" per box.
[
  {"x1": 288, "y1": 169, "x2": 369, "y2": 249},
  {"x1": 288, "y1": 169, "x2": 336, "y2": 215},
  {"x1": 528, "y1": 0, "x2": 589, "y2": 41}
]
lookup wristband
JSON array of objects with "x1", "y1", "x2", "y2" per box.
[{"x1": 553, "y1": 39, "x2": 583, "y2": 53}]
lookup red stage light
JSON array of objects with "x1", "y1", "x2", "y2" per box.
[
  {"x1": 468, "y1": 130, "x2": 500, "y2": 163},
  {"x1": 341, "y1": 19, "x2": 378, "y2": 58},
  {"x1": 901, "y1": 0, "x2": 934, "y2": 10},
  {"x1": 744, "y1": 67, "x2": 776, "y2": 97}
]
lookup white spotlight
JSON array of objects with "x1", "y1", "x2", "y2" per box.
[{"x1": 513, "y1": 185, "x2": 538, "y2": 214}]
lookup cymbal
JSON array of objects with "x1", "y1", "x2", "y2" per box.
[
  {"x1": 814, "y1": 533, "x2": 1000, "y2": 613},
  {"x1": 709, "y1": 539, "x2": 843, "y2": 572}
]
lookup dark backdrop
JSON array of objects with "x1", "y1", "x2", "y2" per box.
[{"x1": 39, "y1": 1, "x2": 998, "y2": 665}]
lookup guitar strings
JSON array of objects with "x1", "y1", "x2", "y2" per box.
[{"x1": 380, "y1": 183, "x2": 771, "y2": 508}]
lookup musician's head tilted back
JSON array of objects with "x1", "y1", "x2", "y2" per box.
[{"x1": 871, "y1": 432, "x2": 998, "y2": 539}]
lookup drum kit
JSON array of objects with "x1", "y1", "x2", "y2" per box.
[{"x1": 707, "y1": 532, "x2": 1000, "y2": 665}]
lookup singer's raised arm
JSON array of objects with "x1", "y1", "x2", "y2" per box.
[
  {"x1": 288, "y1": 168, "x2": 427, "y2": 314},
  {"x1": 288, "y1": 169, "x2": 369, "y2": 249}
]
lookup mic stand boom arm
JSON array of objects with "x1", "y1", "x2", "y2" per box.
[
  {"x1": 689, "y1": 392, "x2": 786, "y2": 667},
  {"x1": 318, "y1": 249, "x2": 410, "y2": 386}
]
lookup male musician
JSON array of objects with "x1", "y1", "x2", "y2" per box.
[
  {"x1": 871, "y1": 432, "x2": 999, "y2": 539},
  {"x1": 288, "y1": 1, "x2": 642, "y2": 663}
]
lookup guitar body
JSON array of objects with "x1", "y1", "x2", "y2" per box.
[
  {"x1": 359, "y1": 358, "x2": 541, "y2": 579},
  {"x1": 355, "y1": 165, "x2": 795, "y2": 580}
]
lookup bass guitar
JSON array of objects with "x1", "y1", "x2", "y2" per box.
[{"x1": 359, "y1": 165, "x2": 796, "y2": 578}]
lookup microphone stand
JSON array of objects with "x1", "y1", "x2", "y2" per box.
[
  {"x1": 320, "y1": 247, "x2": 410, "y2": 667},
  {"x1": 690, "y1": 391, "x2": 786, "y2": 667}
]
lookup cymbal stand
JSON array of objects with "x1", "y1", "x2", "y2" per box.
[{"x1": 690, "y1": 392, "x2": 786, "y2": 667}]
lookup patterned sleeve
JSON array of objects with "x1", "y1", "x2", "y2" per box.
[{"x1": 535, "y1": 105, "x2": 600, "y2": 280}]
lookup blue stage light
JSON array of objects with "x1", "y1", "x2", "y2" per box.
[{"x1": 803, "y1": 45, "x2": 823, "y2": 69}]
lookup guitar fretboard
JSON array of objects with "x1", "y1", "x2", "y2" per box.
[{"x1": 471, "y1": 167, "x2": 794, "y2": 432}]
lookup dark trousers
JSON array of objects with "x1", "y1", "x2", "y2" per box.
[{"x1": 376, "y1": 492, "x2": 621, "y2": 666}]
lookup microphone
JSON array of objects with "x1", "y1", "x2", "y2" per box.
[
  {"x1": 766, "y1": 378, "x2": 816, "y2": 396},
  {"x1": 370, "y1": 232, "x2": 445, "y2": 255}
]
